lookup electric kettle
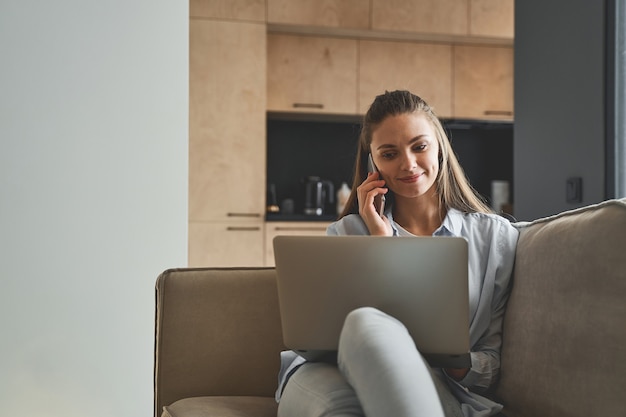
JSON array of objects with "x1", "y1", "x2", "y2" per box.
[{"x1": 303, "y1": 176, "x2": 334, "y2": 216}]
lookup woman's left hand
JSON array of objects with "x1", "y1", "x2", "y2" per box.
[{"x1": 444, "y1": 367, "x2": 469, "y2": 381}]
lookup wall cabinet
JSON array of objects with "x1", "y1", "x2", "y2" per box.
[
  {"x1": 265, "y1": 221, "x2": 331, "y2": 266},
  {"x1": 453, "y1": 45, "x2": 514, "y2": 120},
  {"x1": 267, "y1": 0, "x2": 369, "y2": 29},
  {"x1": 371, "y1": 0, "x2": 469, "y2": 36},
  {"x1": 358, "y1": 40, "x2": 453, "y2": 117},
  {"x1": 189, "y1": 19, "x2": 267, "y2": 266},
  {"x1": 267, "y1": 34, "x2": 358, "y2": 114},
  {"x1": 469, "y1": 0, "x2": 514, "y2": 38}
]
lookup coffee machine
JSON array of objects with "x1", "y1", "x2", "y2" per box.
[{"x1": 302, "y1": 176, "x2": 334, "y2": 216}]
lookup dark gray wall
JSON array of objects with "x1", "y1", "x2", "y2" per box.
[{"x1": 514, "y1": 0, "x2": 606, "y2": 220}]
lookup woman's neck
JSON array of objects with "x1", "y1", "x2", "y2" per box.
[{"x1": 392, "y1": 193, "x2": 446, "y2": 236}]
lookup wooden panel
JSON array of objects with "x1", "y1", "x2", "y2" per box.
[
  {"x1": 267, "y1": 0, "x2": 369, "y2": 29},
  {"x1": 453, "y1": 45, "x2": 513, "y2": 120},
  {"x1": 359, "y1": 40, "x2": 453, "y2": 117},
  {"x1": 469, "y1": 0, "x2": 514, "y2": 38},
  {"x1": 372, "y1": 0, "x2": 468, "y2": 36},
  {"x1": 267, "y1": 34, "x2": 358, "y2": 114},
  {"x1": 189, "y1": 222, "x2": 265, "y2": 267},
  {"x1": 264, "y1": 221, "x2": 331, "y2": 266},
  {"x1": 190, "y1": 0, "x2": 266, "y2": 21},
  {"x1": 189, "y1": 20, "x2": 266, "y2": 222}
]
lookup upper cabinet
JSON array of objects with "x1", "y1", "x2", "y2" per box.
[
  {"x1": 267, "y1": 0, "x2": 369, "y2": 29},
  {"x1": 371, "y1": 0, "x2": 468, "y2": 36},
  {"x1": 453, "y1": 45, "x2": 514, "y2": 120},
  {"x1": 359, "y1": 40, "x2": 453, "y2": 117},
  {"x1": 190, "y1": 0, "x2": 266, "y2": 21},
  {"x1": 469, "y1": 0, "x2": 514, "y2": 38},
  {"x1": 267, "y1": 34, "x2": 358, "y2": 114},
  {"x1": 266, "y1": 0, "x2": 513, "y2": 40}
]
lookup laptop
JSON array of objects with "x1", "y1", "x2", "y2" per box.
[{"x1": 273, "y1": 235, "x2": 471, "y2": 368}]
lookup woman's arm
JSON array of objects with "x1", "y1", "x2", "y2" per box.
[{"x1": 454, "y1": 220, "x2": 519, "y2": 391}]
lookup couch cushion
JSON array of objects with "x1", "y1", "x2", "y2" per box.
[
  {"x1": 496, "y1": 199, "x2": 626, "y2": 417},
  {"x1": 162, "y1": 396, "x2": 277, "y2": 417}
]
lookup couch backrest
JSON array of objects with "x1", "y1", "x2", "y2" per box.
[
  {"x1": 154, "y1": 267, "x2": 284, "y2": 416},
  {"x1": 496, "y1": 199, "x2": 626, "y2": 417}
]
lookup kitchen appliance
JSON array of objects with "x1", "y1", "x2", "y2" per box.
[{"x1": 303, "y1": 176, "x2": 334, "y2": 216}]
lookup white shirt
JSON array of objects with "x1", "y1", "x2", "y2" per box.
[{"x1": 277, "y1": 207, "x2": 519, "y2": 415}]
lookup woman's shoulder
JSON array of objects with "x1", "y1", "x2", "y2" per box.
[
  {"x1": 326, "y1": 214, "x2": 369, "y2": 235},
  {"x1": 451, "y1": 209, "x2": 513, "y2": 227},
  {"x1": 450, "y1": 209, "x2": 519, "y2": 238}
]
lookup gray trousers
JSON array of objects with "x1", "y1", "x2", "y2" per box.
[{"x1": 278, "y1": 307, "x2": 463, "y2": 417}]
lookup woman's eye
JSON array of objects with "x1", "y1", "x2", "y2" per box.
[
  {"x1": 413, "y1": 144, "x2": 427, "y2": 152},
  {"x1": 381, "y1": 152, "x2": 395, "y2": 159}
]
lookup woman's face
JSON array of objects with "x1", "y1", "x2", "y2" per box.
[{"x1": 369, "y1": 112, "x2": 440, "y2": 201}]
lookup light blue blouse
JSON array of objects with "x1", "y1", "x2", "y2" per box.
[{"x1": 277, "y1": 207, "x2": 519, "y2": 415}]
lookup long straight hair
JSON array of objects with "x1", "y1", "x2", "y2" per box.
[{"x1": 340, "y1": 90, "x2": 492, "y2": 218}]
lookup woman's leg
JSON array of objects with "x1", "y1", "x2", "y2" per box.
[
  {"x1": 277, "y1": 362, "x2": 364, "y2": 417},
  {"x1": 338, "y1": 307, "x2": 455, "y2": 417}
]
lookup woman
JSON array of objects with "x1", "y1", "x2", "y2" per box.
[{"x1": 276, "y1": 90, "x2": 518, "y2": 417}]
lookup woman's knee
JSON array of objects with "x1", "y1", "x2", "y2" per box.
[{"x1": 341, "y1": 307, "x2": 408, "y2": 345}]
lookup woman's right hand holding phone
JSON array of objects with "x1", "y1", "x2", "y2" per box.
[{"x1": 357, "y1": 172, "x2": 391, "y2": 236}]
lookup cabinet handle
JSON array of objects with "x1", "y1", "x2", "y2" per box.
[
  {"x1": 484, "y1": 110, "x2": 513, "y2": 116},
  {"x1": 227, "y1": 212, "x2": 262, "y2": 218},
  {"x1": 274, "y1": 227, "x2": 328, "y2": 232},
  {"x1": 293, "y1": 103, "x2": 324, "y2": 109},
  {"x1": 227, "y1": 226, "x2": 261, "y2": 231}
]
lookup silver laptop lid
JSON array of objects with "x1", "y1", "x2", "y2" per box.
[{"x1": 273, "y1": 235, "x2": 470, "y2": 368}]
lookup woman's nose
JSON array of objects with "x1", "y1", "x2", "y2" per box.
[{"x1": 399, "y1": 152, "x2": 417, "y2": 170}]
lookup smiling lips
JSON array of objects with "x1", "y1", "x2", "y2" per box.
[{"x1": 398, "y1": 173, "x2": 423, "y2": 183}]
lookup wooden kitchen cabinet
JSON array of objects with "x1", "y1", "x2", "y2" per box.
[
  {"x1": 469, "y1": 0, "x2": 514, "y2": 39},
  {"x1": 189, "y1": 222, "x2": 265, "y2": 267},
  {"x1": 264, "y1": 221, "x2": 331, "y2": 266},
  {"x1": 189, "y1": 19, "x2": 266, "y2": 223},
  {"x1": 189, "y1": 19, "x2": 266, "y2": 266},
  {"x1": 359, "y1": 40, "x2": 453, "y2": 117},
  {"x1": 190, "y1": 0, "x2": 266, "y2": 21},
  {"x1": 371, "y1": 0, "x2": 468, "y2": 36},
  {"x1": 267, "y1": 0, "x2": 369, "y2": 29},
  {"x1": 267, "y1": 33, "x2": 358, "y2": 114},
  {"x1": 453, "y1": 45, "x2": 513, "y2": 120}
]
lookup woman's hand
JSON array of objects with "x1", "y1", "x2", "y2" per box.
[
  {"x1": 444, "y1": 367, "x2": 469, "y2": 381},
  {"x1": 357, "y1": 172, "x2": 392, "y2": 236}
]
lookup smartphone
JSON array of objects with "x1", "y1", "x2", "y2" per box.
[{"x1": 367, "y1": 153, "x2": 386, "y2": 216}]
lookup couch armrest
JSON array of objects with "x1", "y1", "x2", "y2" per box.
[
  {"x1": 154, "y1": 268, "x2": 285, "y2": 417},
  {"x1": 497, "y1": 199, "x2": 626, "y2": 417}
]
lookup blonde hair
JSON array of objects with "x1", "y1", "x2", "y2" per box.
[{"x1": 340, "y1": 90, "x2": 492, "y2": 218}]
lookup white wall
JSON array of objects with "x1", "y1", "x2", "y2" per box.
[{"x1": 0, "y1": 1, "x2": 188, "y2": 416}]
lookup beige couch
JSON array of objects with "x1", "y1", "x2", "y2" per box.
[{"x1": 154, "y1": 199, "x2": 626, "y2": 417}]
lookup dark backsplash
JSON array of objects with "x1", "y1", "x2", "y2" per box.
[{"x1": 267, "y1": 114, "x2": 513, "y2": 219}]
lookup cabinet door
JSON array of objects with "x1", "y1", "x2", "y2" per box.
[
  {"x1": 189, "y1": 222, "x2": 265, "y2": 267},
  {"x1": 190, "y1": 0, "x2": 266, "y2": 21},
  {"x1": 453, "y1": 45, "x2": 513, "y2": 120},
  {"x1": 265, "y1": 222, "x2": 331, "y2": 266},
  {"x1": 189, "y1": 19, "x2": 266, "y2": 223},
  {"x1": 267, "y1": 34, "x2": 358, "y2": 114},
  {"x1": 372, "y1": 0, "x2": 468, "y2": 36},
  {"x1": 469, "y1": 0, "x2": 514, "y2": 39},
  {"x1": 267, "y1": 0, "x2": 369, "y2": 29},
  {"x1": 359, "y1": 40, "x2": 453, "y2": 117}
]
